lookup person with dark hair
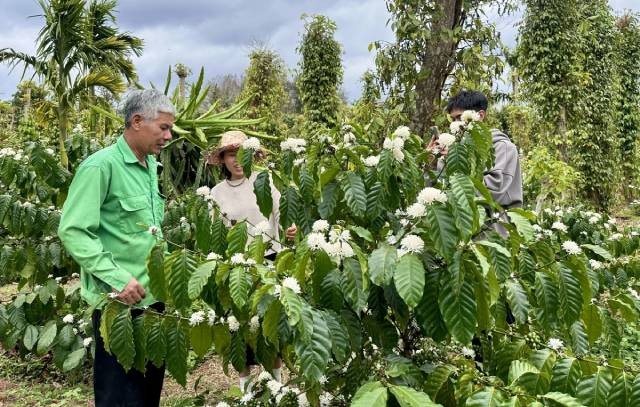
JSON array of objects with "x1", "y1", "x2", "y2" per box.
[{"x1": 429, "y1": 90, "x2": 522, "y2": 236}]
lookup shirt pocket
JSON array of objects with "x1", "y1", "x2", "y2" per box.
[{"x1": 118, "y1": 195, "x2": 151, "y2": 234}]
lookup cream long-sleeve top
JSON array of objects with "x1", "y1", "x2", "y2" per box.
[{"x1": 210, "y1": 172, "x2": 282, "y2": 253}]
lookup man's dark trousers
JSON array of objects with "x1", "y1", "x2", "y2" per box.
[{"x1": 92, "y1": 304, "x2": 164, "y2": 407}]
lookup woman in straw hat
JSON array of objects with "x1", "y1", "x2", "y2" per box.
[{"x1": 208, "y1": 130, "x2": 296, "y2": 391}]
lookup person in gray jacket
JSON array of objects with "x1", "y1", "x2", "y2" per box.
[{"x1": 429, "y1": 91, "x2": 523, "y2": 237}]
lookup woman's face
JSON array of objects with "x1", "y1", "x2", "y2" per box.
[{"x1": 223, "y1": 149, "x2": 244, "y2": 179}]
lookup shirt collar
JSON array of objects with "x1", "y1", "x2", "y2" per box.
[{"x1": 117, "y1": 135, "x2": 143, "y2": 165}]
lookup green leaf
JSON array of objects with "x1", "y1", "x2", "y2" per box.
[
  {"x1": 427, "y1": 205, "x2": 457, "y2": 261},
  {"x1": 352, "y1": 382, "x2": 388, "y2": 407},
  {"x1": 445, "y1": 143, "x2": 470, "y2": 175},
  {"x1": 424, "y1": 365, "x2": 455, "y2": 402},
  {"x1": 63, "y1": 347, "x2": 86, "y2": 372},
  {"x1": 628, "y1": 374, "x2": 640, "y2": 406},
  {"x1": 609, "y1": 371, "x2": 632, "y2": 407},
  {"x1": 581, "y1": 303, "x2": 602, "y2": 344},
  {"x1": 341, "y1": 172, "x2": 367, "y2": 218},
  {"x1": 509, "y1": 360, "x2": 540, "y2": 384},
  {"x1": 559, "y1": 266, "x2": 583, "y2": 326},
  {"x1": 168, "y1": 249, "x2": 197, "y2": 310},
  {"x1": 449, "y1": 173, "x2": 477, "y2": 240},
  {"x1": 110, "y1": 306, "x2": 135, "y2": 371},
  {"x1": 226, "y1": 221, "x2": 248, "y2": 255},
  {"x1": 294, "y1": 310, "x2": 332, "y2": 381},
  {"x1": 281, "y1": 287, "x2": 303, "y2": 326},
  {"x1": 36, "y1": 320, "x2": 57, "y2": 354},
  {"x1": 323, "y1": 311, "x2": 349, "y2": 363},
  {"x1": 576, "y1": 369, "x2": 612, "y2": 407},
  {"x1": 394, "y1": 254, "x2": 425, "y2": 309},
  {"x1": 132, "y1": 316, "x2": 146, "y2": 373},
  {"x1": 229, "y1": 266, "x2": 250, "y2": 308},
  {"x1": 390, "y1": 385, "x2": 441, "y2": 407},
  {"x1": 366, "y1": 181, "x2": 384, "y2": 220},
  {"x1": 23, "y1": 324, "x2": 39, "y2": 351},
  {"x1": 369, "y1": 243, "x2": 397, "y2": 286},
  {"x1": 144, "y1": 313, "x2": 166, "y2": 368},
  {"x1": 550, "y1": 358, "x2": 582, "y2": 395},
  {"x1": 569, "y1": 321, "x2": 589, "y2": 355},
  {"x1": 188, "y1": 261, "x2": 216, "y2": 300},
  {"x1": 147, "y1": 243, "x2": 167, "y2": 302},
  {"x1": 318, "y1": 181, "x2": 338, "y2": 219},
  {"x1": 279, "y1": 186, "x2": 301, "y2": 230},
  {"x1": 342, "y1": 258, "x2": 366, "y2": 312},
  {"x1": 253, "y1": 171, "x2": 273, "y2": 219},
  {"x1": 466, "y1": 387, "x2": 505, "y2": 406},
  {"x1": 508, "y1": 210, "x2": 535, "y2": 242},
  {"x1": 190, "y1": 323, "x2": 213, "y2": 357},
  {"x1": 541, "y1": 392, "x2": 584, "y2": 407},
  {"x1": 211, "y1": 217, "x2": 228, "y2": 255},
  {"x1": 415, "y1": 271, "x2": 448, "y2": 341},
  {"x1": 165, "y1": 318, "x2": 189, "y2": 387},
  {"x1": 439, "y1": 277, "x2": 476, "y2": 344},
  {"x1": 581, "y1": 244, "x2": 613, "y2": 261},
  {"x1": 505, "y1": 279, "x2": 530, "y2": 324},
  {"x1": 535, "y1": 271, "x2": 559, "y2": 331}
]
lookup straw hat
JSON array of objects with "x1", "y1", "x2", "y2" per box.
[{"x1": 207, "y1": 130, "x2": 264, "y2": 166}]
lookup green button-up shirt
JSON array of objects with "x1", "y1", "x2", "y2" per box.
[{"x1": 58, "y1": 135, "x2": 164, "y2": 307}]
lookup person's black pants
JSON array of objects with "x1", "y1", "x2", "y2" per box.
[{"x1": 92, "y1": 303, "x2": 165, "y2": 407}]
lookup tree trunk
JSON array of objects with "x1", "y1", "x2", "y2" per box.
[
  {"x1": 23, "y1": 87, "x2": 31, "y2": 119},
  {"x1": 57, "y1": 105, "x2": 69, "y2": 169},
  {"x1": 412, "y1": 0, "x2": 464, "y2": 136}
]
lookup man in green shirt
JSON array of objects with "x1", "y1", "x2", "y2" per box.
[{"x1": 58, "y1": 89, "x2": 174, "y2": 406}]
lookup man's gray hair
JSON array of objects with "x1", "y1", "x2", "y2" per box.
[{"x1": 122, "y1": 89, "x2": 176, "y2": 128}]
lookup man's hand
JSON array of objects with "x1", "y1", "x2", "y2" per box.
[
  {"x1": 286, "y1": 224, "x2": 297, "y2": 241},
  {"x1": 115, "y1": 277, "x2": 145, "y2": 305}
]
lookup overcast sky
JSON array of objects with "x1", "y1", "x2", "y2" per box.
[{"x1": 0, "y1": 0, "x2": 638, "y2": 102}]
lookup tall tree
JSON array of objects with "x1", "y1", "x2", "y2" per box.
[
  {"x1": 0, "y1": 0, "x2": 142, "y2": 168},
  {"x1": 615, "y1": 13, "x2": 640, "y2": 197},
  {"x1": 374, "y1": 0, "x2": 514, "y2": 136},
  {"x1": 238, "y1": 48, "x2": 287, "y2": 136},
  {"x1": 297, "y1": 14, "x2": 343, "y2": 132}
]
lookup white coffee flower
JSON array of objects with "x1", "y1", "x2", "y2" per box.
[
  {"x1": 195, "y1": 186, "x2": 211, "y2": 197},
  {"x1": 266, "y1": 379, "x2": 283, "y2": 394},
  {"x1": 206, "y1": 252, "x2": 222, "y2": 261},
  {"x1": 551, "y1": 221, "x2": 568, "y2": 233},
  {"x1": 249, "y1": 316, "x2": 260, "y2": 333},
  {"x1": 461, "y1": 346, "x2": 476, "y2": 358},
  {"x1": 240, "y1": 391, "x2": 254, "y2": 403},
  {"x1": 363, "y1": 155, "x2": 380, "y2": 167},
  {"x1": 393, "y1": 125, "x2": 411, "y2": 140},
  {"x1": 83, "y1": 337, "x2": 93, "y2": 347},
  {"x1": 562, "y1": 240, "x2": 582, "y2": 255},
  {"x1": 273, "y1": 284, "x2": 282, "y2": 298},
  {"x1": 437, "y1": 133, "x2": 456, "y2": 148},
  {"x1": 588, "y1": 216, "x2": 600, "y2": 224},
  {"x1": 215, "y1": 402, "x2": 231, "y2": 407},
  {"x1": 73, "y1": 328, "x2": 78, "y2": 334},
  {"x1": 417, "y1": 187, "x2": 448, "y2": 205},
  {"x1": 280, "y1": 138, "x2": 307, "y2": 154},
  {"x1": 609, "y1": 233, "x2": 623, "y2": 241},
  {"x1": 343, "y1": 132, "x2": 356, "y2": 144},
  {"x1": 282, "y1": 277, "x2": 301, "y2": 294},
  {"x1": 589, "y1": 259, "x2": 603, "y2": 270},
  {"x1": 62, "y1": 314, "x2": 74, "y2": 324},
  {"x1": 450, "y1": 121, "x2": 466, "y2": 134},
  {"x1": 608, "y1": 218, "x2": 617, "y2": 225},
  {"x1": 392, "y1": 148, "x2": 405, "y2": 162},
  {"x1": 307, "y1": 232, "x2": 327, "y2": 251},
  {"x1": 55, "y1": 277, "x2": 62, "y2": 283},
  {"x1": 148, "y1": 225, "x2": 159, "y2": 235},
  {"x1": 207, "y1": 310, "x2": 217, "y2": 326},
  {"x1": 547, "y1": 338, "x2": 564, "y2": 351},
  {"x1": 392, "y1": 137, "x2": 405, "y2": 150},
  {"x1": 383, "y1": 138, "x2": 393, "y2": 150},
  {"x1": 320, "y1": 392, "x2": 334, "y2": 407},
  {"x1": 189, "y1": 311, "x2": 205, "y2": 326},
  {"x1": 461, "y1": 110, "x2": 481, "y2": 122},
  {"x1": 297, "y1": 393, "x2": 310, "y2": 407},
  {"x1": 230, "y1": 253, "x2": 246, "y2": 265},
  {"x1": 406, "y1": 202, "x2": 426, "y2": 218},
  {"x1": 257, "y1": 371, "x2": 272, "y2": 382},
  {"x1": 242, "y1": 137, "x2": 261, "y2": 150},
  {"x1": 227, "y1": 315, "x2": 240, "y2": 332},
  {"x1": 629, "y1": 288, "x2": 640, "y2": 300},
  {"x1": 400, "y1": 234, "x2": 424, "y2": 254},
  {"x1": 45, "y1": 148, "x2": 54, "y2": 155},
  {"x1": 312, "y1": 220, "x2": 330, "y2": 233}
]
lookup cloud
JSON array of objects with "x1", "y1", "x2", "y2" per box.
[{"x1": 0, "y1": 0, "x2": 637, "y2": 102}]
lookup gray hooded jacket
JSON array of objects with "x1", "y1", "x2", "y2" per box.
[{"x1": 484, "y1": 129, "x2": 522, "y2": 209}]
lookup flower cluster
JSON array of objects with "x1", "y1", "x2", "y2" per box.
[
  {"x1": 398, "y1": 234, "x2": 425, "y2": 256},
  {"x1": 241, "y1": 137, "x2": 261, "y2": 150},
  {"x1": 280, "y1": 138, "x2": 307, "y2": 153},
  {"x1": 392, "y1": 125, "x2": 411, "y2": 140},
  {"x1": 561, "y1": 240, "x2": 582, "y2": 255},
  {"x1": 417, "y1": 187, "x2": 448, "y2": 205},
  {"x1": 363, "y1": 155, "x2": 380, "y2": 167},
  {"x1": 437, "y1": 133, "x2": 456, "y2": 148},
  {"x1": 383, "y1": 136, "x2": 405, "y2": 162},
  {"x1": 306, "y1": 223, "x2": 355, "y2": 261},
  {"x1": 230, "y1": 253, "x2": 256, "y2": 267}
]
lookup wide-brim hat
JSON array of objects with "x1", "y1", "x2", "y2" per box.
[{"x1": 207, "y1": 130, "x2": 264, "y2": 166}]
